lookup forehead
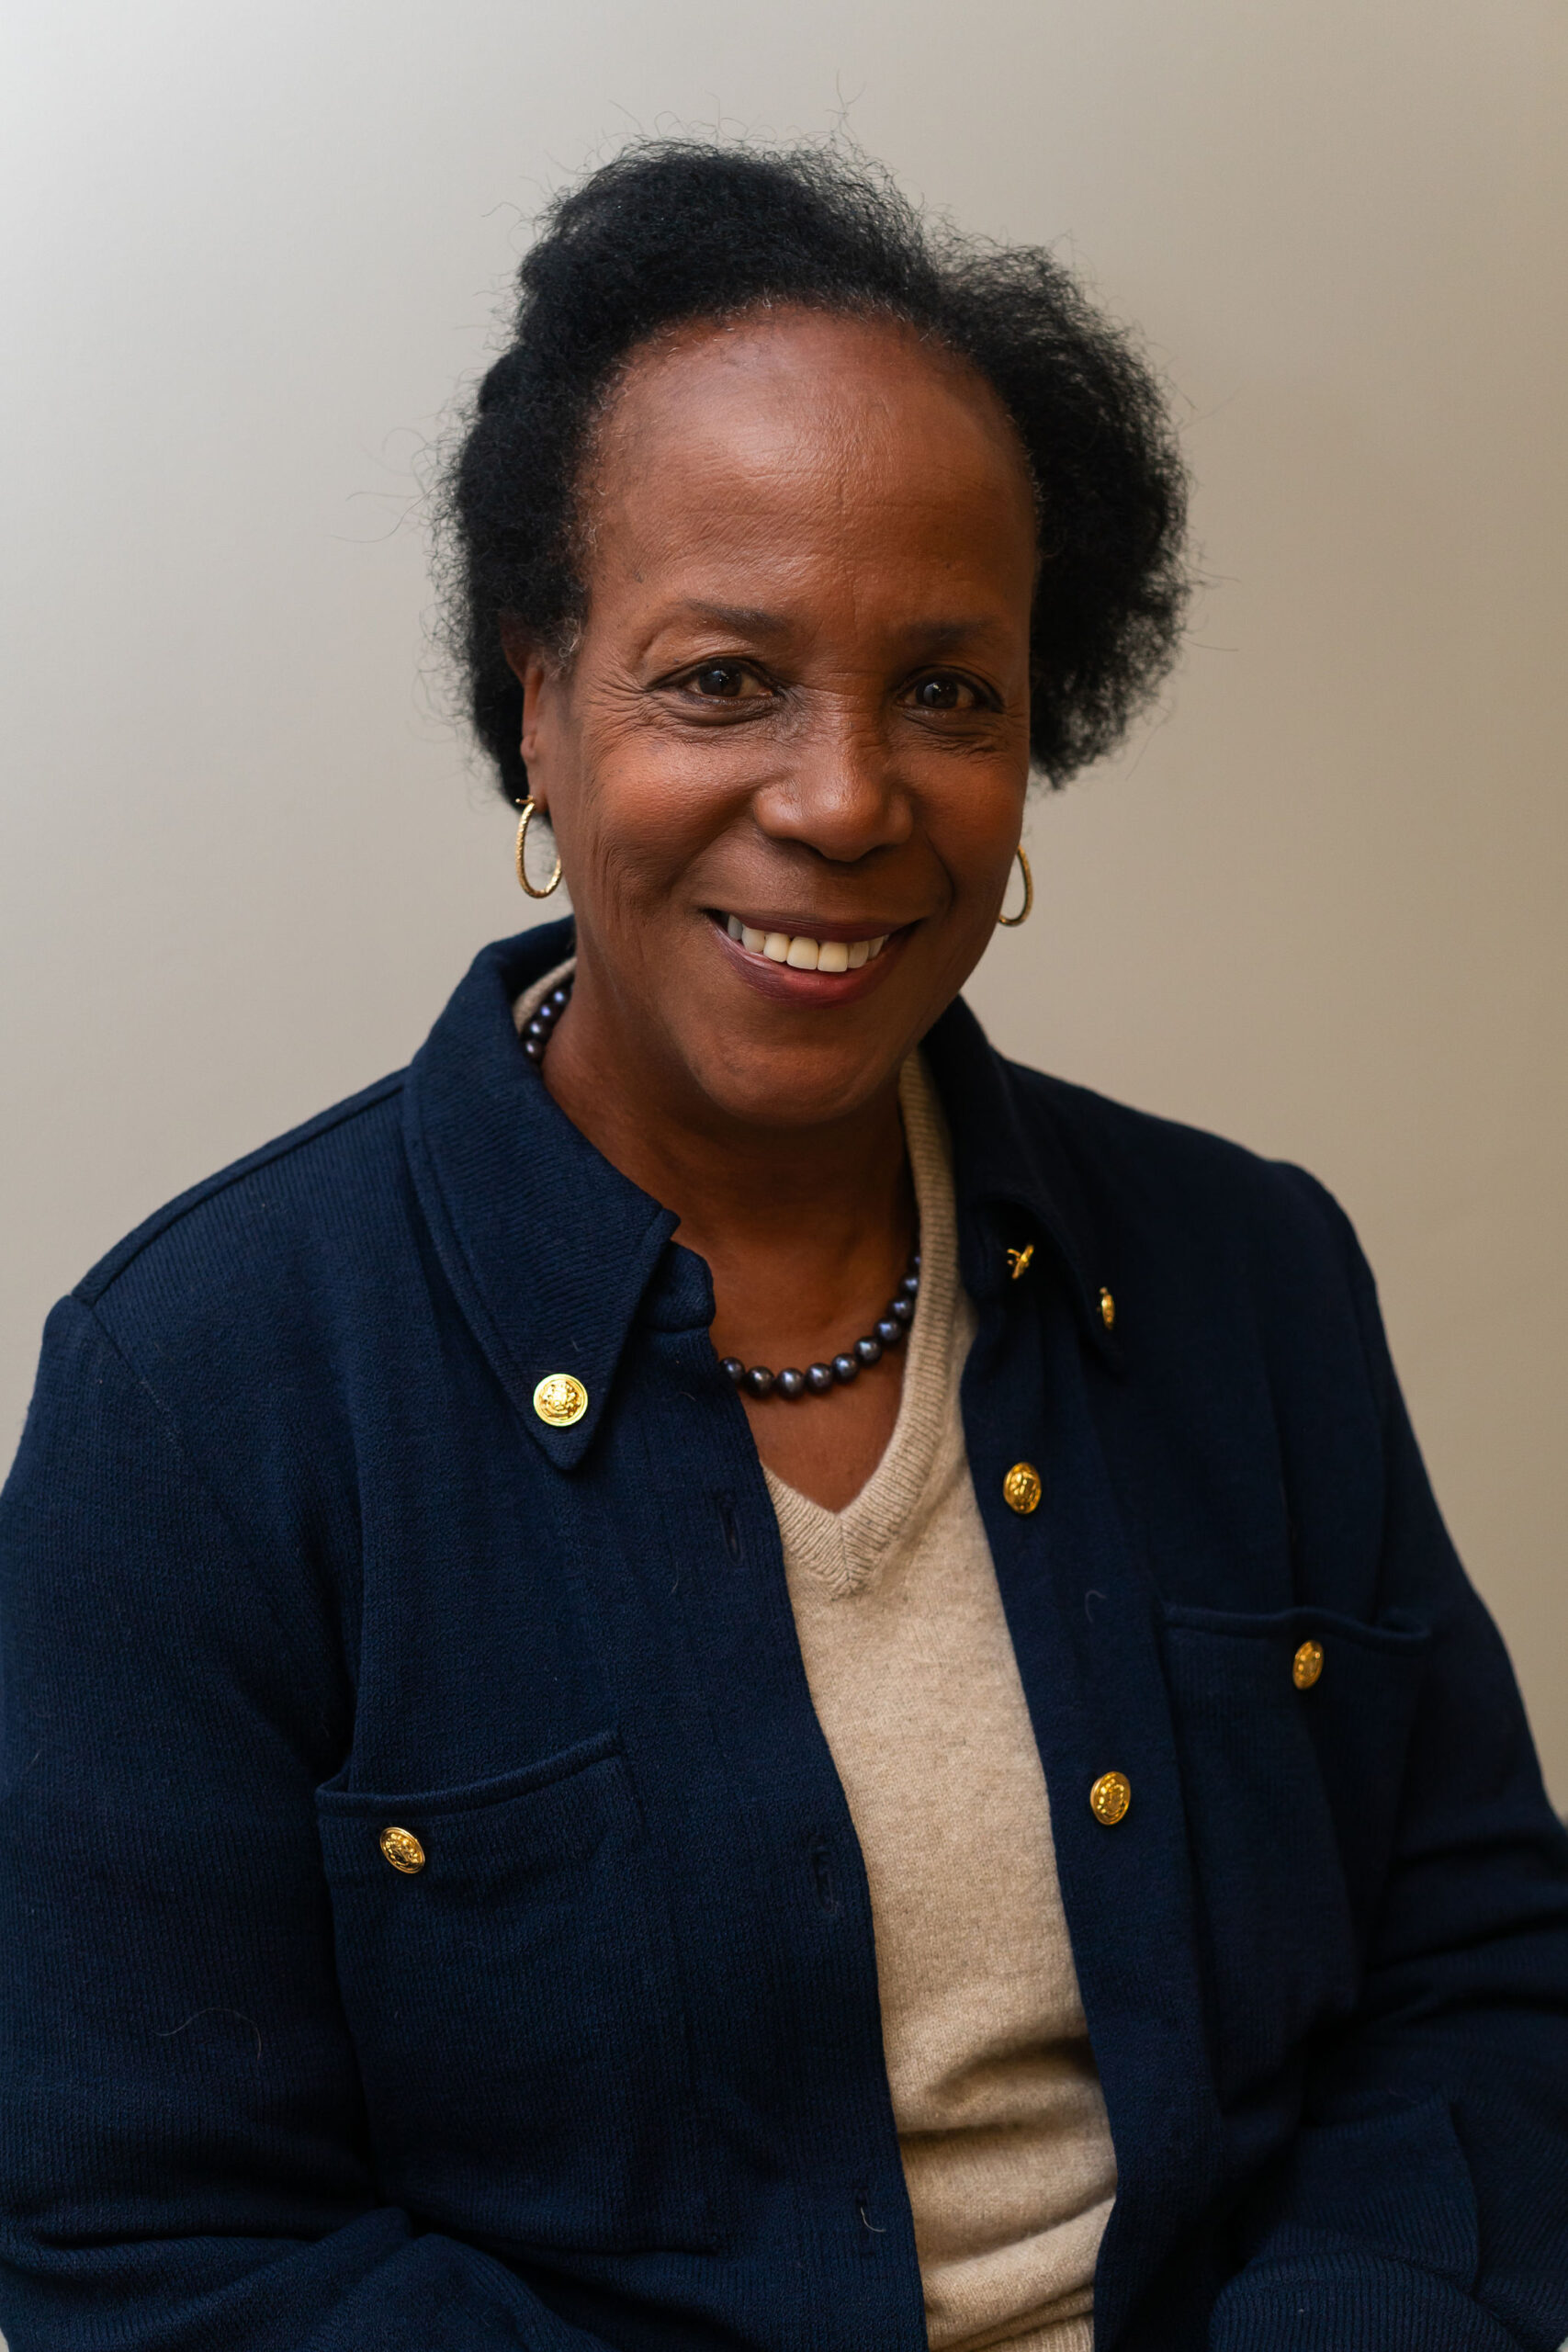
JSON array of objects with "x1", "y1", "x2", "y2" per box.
[{"x1": 583, "y1": 307, "x2": 1036, "y2": 601}]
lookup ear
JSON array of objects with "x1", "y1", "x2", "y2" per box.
[{"x1": 500, "y1": 619, "x2": 560, "y2": 812}]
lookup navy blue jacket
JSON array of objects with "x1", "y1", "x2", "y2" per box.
[{"x1": 3, "y1": 918, "x2": 1566, "y2": 2352}]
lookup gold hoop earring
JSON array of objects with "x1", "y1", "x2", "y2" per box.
[
  {"x1": 997, "y1": 845, "x2": 1033, "y2": 927},
  {"x1": 513, "y1": 797, "x2": 562, "y2": 899}
]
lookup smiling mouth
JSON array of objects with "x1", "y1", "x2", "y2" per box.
[{"x1": 714, "y1": 913, "x2": 894, "y2": 972}]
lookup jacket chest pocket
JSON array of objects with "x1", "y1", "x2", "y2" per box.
[
  {"x1": 316, "y1": 1728, "x2": 716, "y2": 2255},
  {"x1": 1158, "y1": 1601, "x2": 1432, "y2": 2105}
]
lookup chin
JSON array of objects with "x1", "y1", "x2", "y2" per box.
[{"x1": 685, "y1": 1032, "x2": 905, "y2": 1131}]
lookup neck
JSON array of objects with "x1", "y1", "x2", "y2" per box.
[{"x1": 538, "y1": 954, "x2": 916, "y2": 1337}]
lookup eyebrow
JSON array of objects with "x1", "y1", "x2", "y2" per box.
[
  {"x1": 663, "y1": 600, "x2": 1007, "y2": 646},
  {"x1": 911, "y1": 616, "x2": 1009, "y2": 650},
  {"x1": 666, "y1": 600, "x2": 789, "y2": 636}
]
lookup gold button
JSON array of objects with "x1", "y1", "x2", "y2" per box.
[
  {"x1": 379, "y1": 1826, "x2": 425, "y2": 1874},
  {"x1": 1099, "y1": 1286, "x2": 1116, "y2": 1329},
  {"x1": 1089, "y1": 1770, "x2": 1132, "y2": 1826},
  {"x1": 1292, "y1": 1638, "x2": 1325, "y2": 1690},
  {"x1": 533, "y1": 1373, "x2": 588, "y2": 1428},
  {"x1": 1003, "y1": 1461, "x2": 1043, "y2": 1514}
]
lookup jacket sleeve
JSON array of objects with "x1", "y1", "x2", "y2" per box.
[
  {"x1": 0, "y1": 1296, "x2": 613, "y2": 2352},
  {"x1": 1209, "y1": 1185, "x2": 1568, "y2": 2352}
]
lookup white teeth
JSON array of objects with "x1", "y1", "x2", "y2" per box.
[{"x1": 723, "y1": 916, "x2": 893, "y2": 971}]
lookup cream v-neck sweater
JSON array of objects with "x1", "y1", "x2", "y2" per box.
[
  {"x1": 766, "y1": 1056, "x2": 1115, "y2": 2352},
  {"x1": 516, "y1": 969, "x2": 1115, "y2": 2346}
]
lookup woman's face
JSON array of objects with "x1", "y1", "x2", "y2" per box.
[{"x1": 511, "y1": 306, "x2": 1037, "y2": 1133}]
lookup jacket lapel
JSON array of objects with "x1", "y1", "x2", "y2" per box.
[{"x1": 401, "y1": 922, "x2": 678, "y2": 1470}]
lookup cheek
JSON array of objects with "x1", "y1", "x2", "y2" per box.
[
  {"x1": 922, "y1": 763, "x2": 1029, "y2": 899},
  {"x1": 558, "y1": 725, "x2": 735, "y2": 920}
]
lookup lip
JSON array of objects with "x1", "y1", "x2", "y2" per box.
[
  {"x1": 714, "y1": 910, "x2": 903, "y2": 945},
  {"x1": 706, "y1": 911, "x2": 914, "y2": 1005}
]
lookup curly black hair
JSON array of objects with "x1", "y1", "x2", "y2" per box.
[{"x1": 445, "y1": 141, "x2": 1189, "y2": 800}]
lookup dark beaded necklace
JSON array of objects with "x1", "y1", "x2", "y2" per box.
[
  {"x1": 720, "y1": 1246, "x2": 920, "y2": 1401},
  {"x1": 523, "y1": 973, "x2": 920, "y2": 1403},
  {"x1": 519, "y1": 979, "x2": 573, "y2": 1061}
]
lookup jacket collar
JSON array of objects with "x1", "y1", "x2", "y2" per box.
[
  {"x1": 920, "y1": 992, "x2": 1119, "y2": 1364},
  {"x1": 403, "y1": 923, "x2": 1116, "y2": 1466}
]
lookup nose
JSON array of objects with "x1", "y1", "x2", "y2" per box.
[{"x1": 750, "y1": 695, "x2": 913, "y2": 865}]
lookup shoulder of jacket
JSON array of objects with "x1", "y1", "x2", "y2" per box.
[
  {"x1": 74, "y1": 1070, "x2": 408, "y2": 1310},
  {"x1": 1004, "y1": 1059, "x2": 1358, "y2": 1264}
]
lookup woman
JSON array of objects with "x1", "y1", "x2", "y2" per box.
[{"x1": 1, "y1": 143, "x2": 1564, "y2": 2352}]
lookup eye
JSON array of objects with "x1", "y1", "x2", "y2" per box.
[
  {"x1": 906, "y1": 673, "x2": 986, "y2": 712},
  {"x1": 683, "y1": 662, "x2": 772, "y2": 700}
]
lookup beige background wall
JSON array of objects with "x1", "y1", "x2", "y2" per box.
[{"x1": 2, "y1": 0, "x2": 1563, "y2": 1800}]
